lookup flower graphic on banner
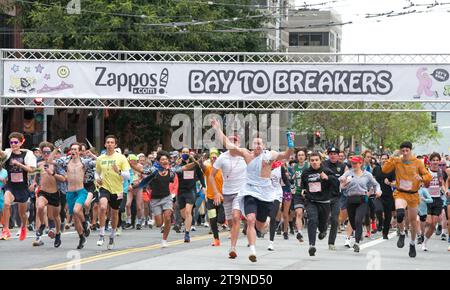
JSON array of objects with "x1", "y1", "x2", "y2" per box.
[{"x1": 11, "y1": 65, "x2": 19, "y2": 73}]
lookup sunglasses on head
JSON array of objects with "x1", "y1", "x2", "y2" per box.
[{"x1": 9, "y1": 140, "x2": 20, "y2": 145}]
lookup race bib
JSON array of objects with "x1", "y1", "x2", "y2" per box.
[
  {"x1": 183, "y1": 171, "x2": 194, "y2": 180},
  {"x1": 309, "y1": 182, "x2": 321, "y2": 193},
  {"x1": 10, "y1": 173, "x2": 24, "y2": 183},
  {"x1": 399, "y1": 179, "x2": 413, "y2": 191}
]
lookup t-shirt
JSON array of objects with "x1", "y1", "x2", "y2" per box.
[
  {"x1": 292, "y1": 162, "x2": 309, "y2": 194},
  {"x1": 213, "y1": 151, "x2": 246, "y2": 195},
  {"x1": 150, "y1": 170, "x2": 175, "y2": 199},
  {"x1": 5, "y1": 150, "x2": 36, "y2": 189},
  {"x1": 204, "y1": 161, "x2": 223, "y2": 200},
  {"x1": 427, "y1": 168, "x2": 443, "y2": 198},
  {"x1": 96, "y1": 152, "x2": 130, "y2": 195}
]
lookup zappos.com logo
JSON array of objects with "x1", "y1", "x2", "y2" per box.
[{"x1": 94, "y1": 67, "x2": 169, "y2": 95}]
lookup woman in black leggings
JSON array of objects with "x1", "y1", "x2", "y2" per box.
[
  {"x1": 340, "y1": 156, "x2": 381, "y2": 253},
  {"x1": 268, "y1": 161, "x2": 284, "y2": 251}
]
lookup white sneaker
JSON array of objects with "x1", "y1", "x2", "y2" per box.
[
  {"x1": 421, "y1": 243, "x2": 428, "y2": 251},
  {"x1": 161, "y1": 240, "x2": 169, "y2": 248},
  {"x1": 116, "y1": 228, "x2": 122, "y2": 237},
  {"x1": 149, "y1": 219, "x2": 155, "y2": 227},
  {"x1": 267, "y1": 241, "x2": 274, "y2": 251},
  {"x1": 191, "y1": 226, "x2": 196, "y2": 232},
  {"x1": 203, "y1": 222, "x2": 209, "y2": 228},
  {"x1": 344, "y1": 238, "x2": 351, "y2": 248},
  {"x1": 97, "y1": 235, "x2": 105, "y2": 246}
]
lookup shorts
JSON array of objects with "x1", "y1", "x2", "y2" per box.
[
  {"x1": 339, "y1": 194, "x2": 348, "y2": 210},
  {"x1": 177, "y1": 189, "x2": 196, "y2": 210},
  {"x1": 222, "y1": 193, "x2": 241, "y2": 220},
  {"x1": 66, "y1": 188, "x2": 88, "y2": 215},
  {"x1": 427, "y1": 197, "x2": 443, "y2": 216},
  {"x1": 84, "y1": 182, "x2": 96, "y2": 194},
  {"x1": 99, "y1": 188, "x2": 122, "y2": 210},
  {"x1": 419, "y1": 215, "x2": 427, "y2": 222},
  {"x1": 282, "y1": 190, "x2": 293, "y2": 202},
  {"x1": 150, "y1": 195, "x2": 173, "y2": 216},
  {"x1": 393, "y1": 191, "x2": 419, "y2": 209},
  {"x1": 38, "y1": 190, "x2": 61, "y2": 207},
  {"x1": 293, "y1": 194, "x2": 305, "y2": 210},
  {"x1": 243, "y1": 195, "x2": 273, "y2": 223},
  {"x1": 4, "y1": 186, "x2": 29, "y2": 204}
]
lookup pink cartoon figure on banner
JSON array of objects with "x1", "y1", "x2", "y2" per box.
[{"x1": 416, "y1": 67, "x2": 435, "y2": 98}]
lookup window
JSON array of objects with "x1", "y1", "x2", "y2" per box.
[
  {"x1": 0, "y1": 14, "x2": 15, "y2": 48},
  {"x1": 431, "y1": 112, "x2": 437, "y2": 123},
  {"x1": 288, "y1": 32, "x2": 329, "y2": 47},
  {"x1": 330, "y1": 33, "x2": 335, "y2": 48}
]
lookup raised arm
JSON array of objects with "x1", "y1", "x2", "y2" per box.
[{"x1": 210, "y1": 118, "x2": 251, "y2": 160}]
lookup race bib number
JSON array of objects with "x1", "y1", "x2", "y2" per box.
[
  {"x1": 399, "y1": 179, "x2": 413, "y2": 191},
  {"x1": 183, "y1": 171, "x2": 194, "y2": 180},
  {"x1": 309, "y1": 182, "x2": 321, "y2": 193},
  {"x1": 10, "y1": 173, "x2": 24, "y2": 183}
]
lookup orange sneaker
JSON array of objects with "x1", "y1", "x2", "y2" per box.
[
  {"x1": 1, "y1": 228, "x2": 11, "y2": 240},
  {"x1": 19, "y1": 227, "x2": 27, "y2": 241},
  {"x1": 211, "y1": 239, "x2": 221, "y2": 246}
]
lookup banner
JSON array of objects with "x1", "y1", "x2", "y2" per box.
[{"x1": 3, "y1": 60, "x2": 450, "y2": 101}]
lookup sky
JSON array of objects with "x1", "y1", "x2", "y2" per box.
[
  {"x1": 294, "y1": 0, "x2": 450, "y2": 154},
  {"x1": 295, "y1": 0, "x2": 450, "y2": 53}
]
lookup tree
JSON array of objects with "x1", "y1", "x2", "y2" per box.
[
  {"x1": 6, "y1": 0, "x2": 268, "y2": 150},
  {"x1": 293, "y1": 103, "x2": 441, "y2": 152}
]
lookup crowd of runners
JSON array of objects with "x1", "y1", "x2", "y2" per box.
[{"x1": 0, "y1": 121, "x2": 449, "y2": 262}]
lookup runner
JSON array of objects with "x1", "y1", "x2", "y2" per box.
[
  {"x1": 95, "y1": 135, "x2": 131, "y2": 250},
  {"x1": 208, "y1": 135, "x2": 247, "y2": 259},
  {"x1": 422, "y1": 152, "x2": 446, "y2": 251},
  {"x1": 132, "y1": 151, "x2": 198, "y2": 245},
  {"x1": 52, "y1": 142, "x2": 95, "y2": 249},
  {"x1": 372, "y1": 153, "x2": 396, "y2": 239},
  {"x1": 382, "y1": 141, "x2": 432, "y2": 257},
  {"x1": 291, "y1": 148, "x2": 309, "y2": 243},
  {"x1": 301, "y1": 152, "x2": 338, "y2": 256},
  {"x1": 126, "y1": 154, "x2": 145, "y2": 230},
  {"x1": 280, "y1": 162, "x2": 293, "y2": 240},
  {"x1": 417, "y1": 185, "x2": 433, "y2": 245},
  {"x1": 0, "y1": 132, "x2": 37, "y2": 241},
  {"x1": 175, "y1": 147, "x2": 205, "y2": 243},
  {"x1": 211, "y1": 119, "x2": 294, "y2": 262},
  {"x1": 80, "y1": 144, "x2": 98, "y2": 229},
  {"x1": 268, "y1": 160, "x2": 283, "y2": 251},
  {"x1": 322, "y1": 147, "x2": 348, "y2": 250},
  {"x1": 32, "y1": 142, "x2": 66, "y2": 247},
  {"x1": 204, "y1": 148, "x2": 225, "y2": 246},
  {"x1": 446, "y1": 164, "x2": 450, "y2": 251},
  {"x1": 339, "y1": 156, "x2": 381, "y2": 253}
]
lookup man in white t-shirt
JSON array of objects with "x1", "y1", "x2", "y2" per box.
[{"x1": 208, "y1": 135, "x2": 247, "y2": 259}]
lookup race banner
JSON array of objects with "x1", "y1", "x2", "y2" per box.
[{"x1": 3, "y1": 60, "x2": 450, "y2": 101}]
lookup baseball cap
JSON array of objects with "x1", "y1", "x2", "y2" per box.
[
  {"x1": 32, "y1": 147, "x2": 41, "y2": 152},
  {"x1": 210, "y1": 148, "x2": 219, "y2": 157},
  {"x1": 350, "y1": 156, "x2": 363, "y2": 163},
  {"x1": 327, "y1": 147, "x2": 340, "y2": 154},
  {"x1": 127, "y1": 154, "x2": 138, "y2": 161}
]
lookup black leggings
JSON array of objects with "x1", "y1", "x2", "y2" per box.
[
  {"x1": 347, "y1": 201, "x2": 369, "y2": 243},
  {"x1": 375, "y1": 198, "x2": 394, "y2": 236},
  {"x1": 305, "y1": 201, "x2": 330, "y2": 246},
  {"x1": 206, "y1": 199, "x2": 225, "y2": 239},
  {"x1": 269, "y1": 200, "x2": 281, "y2": 241},
  {"x1": 365, "y1": 197, "x2": 376, "y2": 227},
  {"x1": 60, "y1": 194, "x2": 67, "y2": 224}
]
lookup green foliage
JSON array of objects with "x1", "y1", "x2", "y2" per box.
[{"x1": 293, "y1": 103, "x2": 441, "y2": 151}]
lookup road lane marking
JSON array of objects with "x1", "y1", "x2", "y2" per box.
[{"x1": 38, "y1": 232, "x2": 229, "y2": 270}]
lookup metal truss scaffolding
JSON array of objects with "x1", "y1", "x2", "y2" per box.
[{"x1": 1, "y1": 49, "x2": 450, "y2": 112}]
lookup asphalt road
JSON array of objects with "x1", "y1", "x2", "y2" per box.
[{"x1": 0, "y1": 224, "x2": 448, "y2": 270}]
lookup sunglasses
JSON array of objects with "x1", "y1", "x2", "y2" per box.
[
  {"x1": 42, "y1": 151, "x2": 52, "y2": 155},
  {"x1": 9, "y1": 140, "x2": 20, "y2": 145}
]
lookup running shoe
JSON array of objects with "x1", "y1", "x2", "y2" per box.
[
  {"x1": 229, "y1": 248, "x2": 237, "y2": 259},
  {"x1": 308, "y1": 246, "x2": 316, "y2": 256},
  {"x1": 344, "y1": 237, "x2": 351, "y2": 248},
  {"x1": 184, "y1": 232, "x2": 190, "y2": 243},
  {"x1": 397, "y1": 234, "x2": 405, "y2": 248},
  {"x1": 32, "y1": 236, "x2": 44, "y2": 247},
  {"x1": 283, "y1": 232, "x2": 289, "y2": 240},
  {"x1": 296, "y1": 232, "x2": 304, "y2": 243},
  {"x1": 107, "y1": 237, "x2": 114, "y2": 250},
  {"x1": 54, "y1": 233, "x2": 61, "y2": 248},
  {"x1": 77, "y1": 234, "x2": 86, "y2": 249},
  {"x1": 19, "y1": 227, "x2": 27, "y2": 241},
  {"x1": 441, "y1": 233, "x2": 447, "y2": 241},
  {"x1": 48, "y1": 228, "x2": 55, "y2": 239},
  {"x1": 1, "y1": 228, "x2": 11, "y2": 240},
  {"x1": 161, "y1": 240, "x2": 169, "y2": 248},
  {"x1": 409, "y1": 244, "x2": 416, "y2": 258},
  {"x1": 267, "y1": 241, "x2": 274, "y2": 251},
  {"x1": 329, "y1": 244, "x2": 336, "y2": 251},
  {"x1": 97, "y1": 235, "x2": 105, "y2": 246},
  {"x1": 318, "y1": 231, "x2": 327, "y2": 240},
  {"x1": 211, "y1": 239, "x2": 221, "y2": 247},
  {"x1": 353, "y1": 243, "x2": 360, "y2": 253}
]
